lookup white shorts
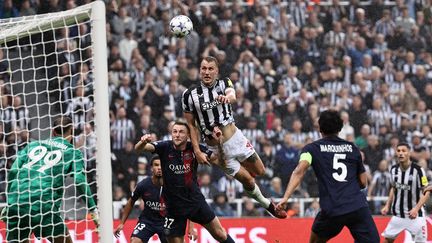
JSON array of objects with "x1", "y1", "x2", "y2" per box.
[
  {"x1": 208, "y1": 128, "x2": 255, "y2": 176},
  {"x1": 382, "y1": 216, "x2": 427, "y2": 242}
]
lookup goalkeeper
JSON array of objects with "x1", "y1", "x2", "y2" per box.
[{"x1": 1, "y1": 116, "x2": 98, "y2": 243}]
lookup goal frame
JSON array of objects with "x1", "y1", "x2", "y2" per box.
[
  {"x1": 0, "y1": 1, "x2": 113, "y2": 242},
  {"x1": 91, "y1": 1, "x2": 113, "y2": 243}
]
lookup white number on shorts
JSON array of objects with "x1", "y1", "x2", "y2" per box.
[
  {"x1": 22, "y1": 145, "x2": 63, "y2": 173},
  {"x1": 164, "y1": 218, "x2": 174, "y2": 229},
  {"x1": 332, "y1": 153, "x2": 347, "y2": 182},
  {"x1": 134, "y1": 223, "x2": 146, "y2": 231}
]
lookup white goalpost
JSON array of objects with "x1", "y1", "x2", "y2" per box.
[{"x1": 0, "y1": 1, "x2": 112, "y2": 242}]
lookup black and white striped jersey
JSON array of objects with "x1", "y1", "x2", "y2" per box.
[
  {"x1": 371, "y1": 170, "x2": 392, "y2": 197},
  {"x1": 111, "y1": 118, "x2": 135, "y2": 150},
  {"x1": 182, "y1": 78, "x2": 235, "y2": 137},
  {"x1": 390, "y1": 163, "x2": 428, "y2": 218},
  {"x1": 66, "y1": 96, "x2": 93, "y2": 133}
]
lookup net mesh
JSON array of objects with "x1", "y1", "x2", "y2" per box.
[{"x1": 0, "y1": 3, "x2": 99, "y2": 241}]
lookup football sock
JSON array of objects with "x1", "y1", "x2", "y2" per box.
[{"x1": 245, "y1": 183, "x2": 270, "y2": 208}]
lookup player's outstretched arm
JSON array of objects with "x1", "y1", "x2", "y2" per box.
[
  {"x1": 114, "y1": 198, "x2": 136, "y2": 238},
  {"x1": 381, "y1": 187, "x2": 394, "y2": 216},
  {"x1": 184, "y1": 112, "x2": 210, "y2": 165},
  {"x1": 277, "y1": 159, "x2": 310, "y2": 211},
  {"x1": 135, "y1": 134, "x2": 155, "y2": 153}
]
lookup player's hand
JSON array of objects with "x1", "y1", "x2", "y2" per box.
[
  {"x1": 196, "y1": 151, "x2": 210, "y2": 166},
  {"x1": 409, "y1": 208, "x2": 419, "y2": 219},
  {"x1": 216, "y1": 95, "x2": 230, "y2": 104},
  {"x1": 188, "y1": 227, "x2": 198, "y2": 241},
  {"x1": 140, "y1": 134, "x2": 152, "y2": 143},
  {"x1": 381, "y1": 205, "x2": 389, "y2": 216},
  {"x1": 114, "y1": 223, "x2": 124, "y2": 238},
  {"x1": 89, "y1": 209, "x2": 100, "y2": 231},
  {"x1": 276, "y1": 198, "x2": 288, "y2": 211}
]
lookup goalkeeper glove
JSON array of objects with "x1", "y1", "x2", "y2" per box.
[{"x1": 88, "y1": 208, "x2": 100, "y2": 230}]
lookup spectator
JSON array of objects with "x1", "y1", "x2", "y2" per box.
[
  {"x1": 111, "y1": 6, "x2": 136, "y2": 37},
  {"x1": 212, "y1": 193, "x2": 235, "y2": 217},
  {"x1": 410, "y1": 130, "x2": 431, "y2": 163},
  {"x1": 217, "y1": 175, "x2": 244, "y2": 203},
  {"x1": 289, "y1": 0, "x2": 307, "y2": 28},
  {"x1": 274, "y1": 133, "x2": 299, "y2": 188},
  {"x1": 242, "y1": 198, "x2": 262, "y2": 217},
  {"x1": 304, "y1": 200, "x2": 320, "y2": 217},
  {"x1": 268, "y1": 177, "x2": 284, "y2": 198},
  {"x1": 362, "y1": 134, "x2": 384, "y2": 172},
  {"x1": 199, "y1": 171, "x2": 219, "y2": 200},
  {"x1": 395, "y1": 6, "x2": 416, "y2": 35},
  {"x1": 111, "y1": 107, "x2": 135, "y2": 151},
  {"x1": 355, "y1": 124, "x2": 371, "y2": 149},
  {"x1": 286, "y1": 202, "x2": 300, "y2": 218},
  {"x1": 0, "y1": 0, "x2": 19, "y2": 19},
  {"x1": 368, "y1": 159, "x2": 391, "y2": 214},
  {"x1": 118, "y1": 29, "x2": 138, "y2": 68},
  {"x1": 339, "y1": 111, "x2": 355, "y2": 140},
  {"x1": 19, "y1": 0, "x2": 36, "y2": 16}
]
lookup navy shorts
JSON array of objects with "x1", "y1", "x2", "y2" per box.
[
  {"x1": 164, "y1": 200, "x2": 216, "y2": 237},
  {"x1": 312, "y1": 206, "x2": 379, "y2": 243},
  {"x1": 131, "y1": 219, "x2": 167, "y2": 243}
]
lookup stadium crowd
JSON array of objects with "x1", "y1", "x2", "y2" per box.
[{"x1": 1, "y1": 0, "x2": 432, "y2": 217}]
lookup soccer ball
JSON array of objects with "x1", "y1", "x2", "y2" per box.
[{"x1": 169, "y1": 15, "x2": 193, "y2": 38}]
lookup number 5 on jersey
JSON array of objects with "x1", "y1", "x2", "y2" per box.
[
  {"x1": 22, "y1": 145, "x2": 63, "y2": 173},
  {"x1": 332, "y1": 153, "x2": 347, "y2": 182}
]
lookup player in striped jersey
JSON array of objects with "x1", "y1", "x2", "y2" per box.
[
  {"x1": 182, "y1": 56, "x2": 286, "y2": 219},
  {"x1": 381, "y1": 142, "x2": 430, "y2": 243}
]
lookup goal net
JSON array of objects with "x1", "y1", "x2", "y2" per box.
[{"x1": 0, "y1": 1, "x2": 112, "y2": 242}]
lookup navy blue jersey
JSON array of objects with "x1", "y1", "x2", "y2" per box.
[
  {"x1": 131, "y1": 177, "x2": 166, "y2": 223},
  {"x1": 302, "y1": 136, "x2": 368, "y2": 217},
  {"x1": 151, "y1": 140, "x2": 211, "y2": 214}
]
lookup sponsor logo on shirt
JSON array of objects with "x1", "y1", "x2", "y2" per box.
[
  {"x1": 145, "y1": 201, "x2": 166, "y2": 211},
  {"x1": 395, "y1": 182, "x2": 411, "y2": 191},
  {"x1": 201, "y1": 100, "x2": 221, "y2": 111},
  {"x1": 169, "y1": 163, "x2": 191, "y2": 174}
]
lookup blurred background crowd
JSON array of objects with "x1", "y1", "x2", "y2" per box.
[{"x1": 1, "y1": 0, "x2": 432, "y2": 218}]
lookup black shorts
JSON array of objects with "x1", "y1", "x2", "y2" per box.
[
  {"x1": 312, "y1": 206, "x2": 379, "y2": 243},
  {"x1": 131, "y1": 219, "x2": 167, "y2": 243},
  {"x1": 164, "y1": 200, "x2": 216, "y2": 237}
]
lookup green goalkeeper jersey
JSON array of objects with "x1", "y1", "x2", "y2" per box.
[{"x1": 7, "y1": 136, "x2": 96, "y2": 212}]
